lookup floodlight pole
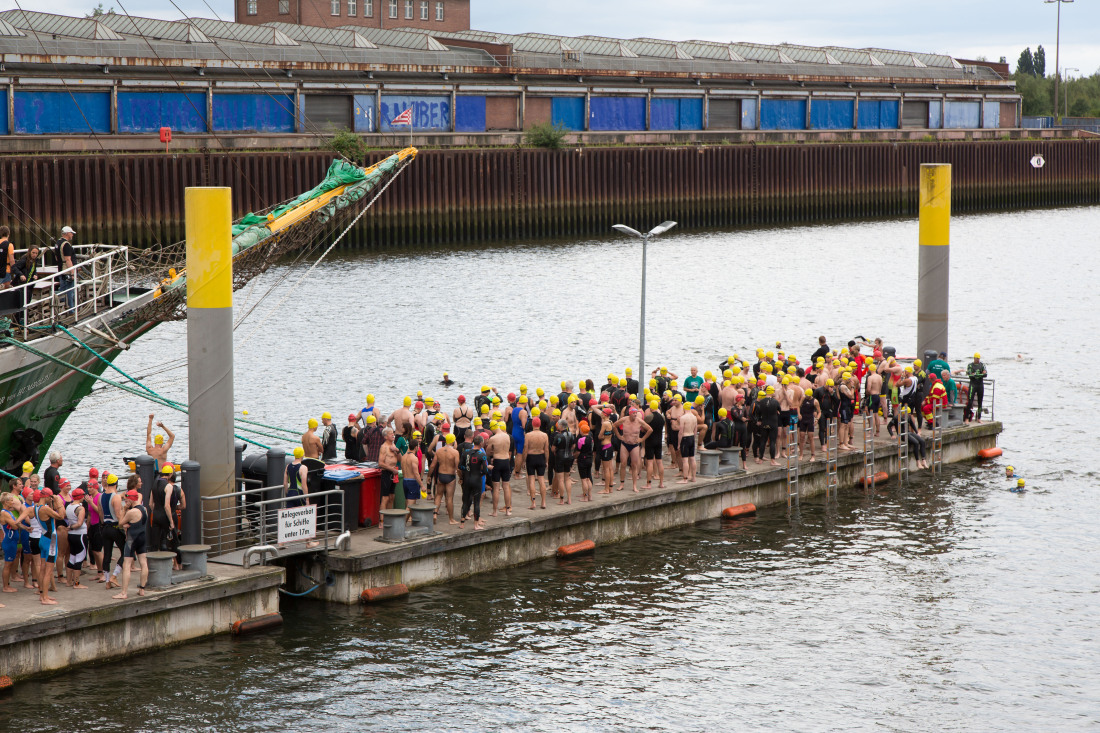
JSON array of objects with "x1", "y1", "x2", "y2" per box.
[{"x1": 613, "y1": 221, "x2": 677, "y2": 388}]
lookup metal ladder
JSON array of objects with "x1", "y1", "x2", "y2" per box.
[
  {"x1": 862, "y1": 412, "x2": 876, "y2": 488},
  {"x1": 931, "y1": 402, "x2": 944, "y2": 474},
  {"x1": 786, "y1": 425, "x2": 800, "y2": 509},
  {"x1": 897, "y1": 406, "x2": 910, "y2": 484},
  {"x1": 825, "y1": 418, "x2": 839, "y2": 498}
]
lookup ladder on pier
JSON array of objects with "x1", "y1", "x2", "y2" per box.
[
  {"x1": 897, "y1": 407, "x2": 910, "y2": 484},
  {"x1": 931, "y1": 403, "x2": 944, "y2": 475},
  {"x1": 862, "y1": 413, "x2": 876, "y2": 488},
  {"x1": 825, "y1": 418, "x2": 839, "y2": 499},
  {"x1": 786, "y1": 425, "x2": 800, "y2": 509}
]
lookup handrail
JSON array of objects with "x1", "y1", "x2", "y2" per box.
[{"x1": 243, "y1": 545, "x2": 279, "y2": 569}]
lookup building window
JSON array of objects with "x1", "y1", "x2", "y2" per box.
[
  {"x1": 435, "y1": 1, "x2": 443, "y2": 20},
  {"x1": 246, "y1": 0, "x2": 257, "y2": 14},
  {"x1": 389, "y1": 0, "x2": 397, "y2": 18},
  {"x1": 278, "y1": 0, "x2": 289, "y2": 13},
  {"x1": 348, "y1": 0, "x2": 356, "y2": 15},
  {"x1": 331, "y1": 0, "x2": 340, "y2": 15},
  {"x1": 365, "y1": 0, "x2": 372, "y2": 16},
  {"x1": 420, "y1": 0, "x2": 428, "y2": 19},
  {"x1": 405, "y1": 0, "x2": 413, "y2": 19}
]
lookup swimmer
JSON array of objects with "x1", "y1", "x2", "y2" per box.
[
  {"x1": 676, "y1": 403, "x2": 699, "y2": 483},
  {"x1": 112, "y1": 490, "x2": 149, "y2": 599},
  {"x1": 441, "y1": 372, "x2": 454, "y2": 387},
  {"x1": 1010, "y1": 478, "x2": 1026, "y2": 493},
  {"x1": 486, "y1": 422, "x2": 513, "y2": 517},
  {"x1": 400, "y1": 439, "x2": 425, "y2": 518},
  {"x1": 429, "y1": 434, "x2": 460, "y2": 524},
  {"x1": 521, "y1": 417, "x2": 549, "y2": 509},
  {"x1": 614, "y1": 407, "x2": 653, "y2": 492},
  {"x1": 575, "y1": 421, "x2": 595, "y2": 501},
  {"x1": 145, "y1": 414, "x2": 175, "y2": 470},
  {"x1": 301, "y1": 418, "x2": 322, "y2": 460}
]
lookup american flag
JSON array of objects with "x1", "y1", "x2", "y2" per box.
[{"x1": 392, "y1": 108, "x2": 413, "y2": 126}]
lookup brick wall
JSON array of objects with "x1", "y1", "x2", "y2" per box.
[{"x1": 234, "y1": 0, "x2": 470, "y2": 32}]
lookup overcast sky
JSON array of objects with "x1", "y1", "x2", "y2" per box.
[{"x1": 7, "y1": 0, "x2": 1100, "y2": 77}]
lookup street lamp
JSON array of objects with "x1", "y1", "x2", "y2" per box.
[
  {"x1": 1064, "y1": 67, "x2": 1079, "y2": 118},
  {"x1": 612, "y1": 221, "x2": 677, "y2": 387},
  {"x1": 1045, "y1": 0, "x2": 1073, "y2": 124}
]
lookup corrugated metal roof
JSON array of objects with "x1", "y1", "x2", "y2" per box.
[
  {"x1": 264, "y1": 22, "x2": 377, "y2": 49},
  {"x1": 681, "y1": 40, "x2": 746, "y2": 62},
  {"x1": 338, "y1": 26, "x2": 448, "y2": 51},
  {"x1": 413, "y1": 28, "x2": 571, "y2": 54},
  {"x1": 184, "y1": 17, "x2": 299, "y2": 46},
  {"x1": 625, "y1": 38, "x2": 693, "y2": 60},
  {"x1": 0, "y1": 17, "x2": 25, "y2": 37},
  {"x1": 730, "y1": 42, "x2": 787, "y2": 64},
  {"x1": 776, "y1": 44, "x2": 834, "y2": 65},
  {"x1": 97, "y1": 14, "x2": 212, "y2": 44},
  {"x1": 527, "y1": 34, "x2": 637, "y2": 58},
  {"x1": 0, "y1": 9, "x2": 125, "y2": 41}
]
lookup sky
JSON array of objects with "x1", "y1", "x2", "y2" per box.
[{"x1": 6, "y1": 0, "x2": 1100, "y2": 77}]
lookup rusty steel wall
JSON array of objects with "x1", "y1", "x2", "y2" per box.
[{"x1": 0, "y1": 140, "x2": 1096, "y2": 249}]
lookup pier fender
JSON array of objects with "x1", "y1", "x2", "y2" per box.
[
  {"x1": 556, "y1": 540, "x2": 596, "y2": 558},
  {"x1": 978, "y1": 447, "x2": 1003, "y2": 459},
  {"x1": 721, "y1": 504, "x2": 757, "y2": 519},
  {"x1": 861, "y1": 472, "x2": 890, "y2": 486},
  {"x1": 0, "y1": 674, "x2": 12, "y2": 691},
  {"x1": 231, "y1": 613, "x2": 283, "y2": 636},
  {"x1": 360, "y1": 584, "x2": 410, "y2": 603}
]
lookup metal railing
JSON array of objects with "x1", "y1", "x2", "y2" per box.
[
  {"x1": 785, "y1": 425, "x2": 799, "y2": 510},
  {"x1": 825, "y1": 418, "x2": 839, "y2": 499},
  {"x1": 200, "y1": 484, "x2": 345, "y2": 562},
  {"x1": 2, "y1": 244, "x2": 130, "y2": 338}
]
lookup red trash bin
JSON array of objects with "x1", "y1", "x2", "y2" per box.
[{"x1": 359, "y1": 468, "x2": 382, "y2": 527}]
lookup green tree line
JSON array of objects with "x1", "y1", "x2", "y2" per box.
[{"x1": 1013, "y1": 45, "x2": 1100, "y2": 118}]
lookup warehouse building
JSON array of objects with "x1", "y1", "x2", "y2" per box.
[{"x1": 0, "y1": 10, "x2": 1021, "y2": 140}]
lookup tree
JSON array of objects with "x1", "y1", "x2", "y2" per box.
[
  {"x1": 999, "y1": 56, "x2": 1007, "y2": 65},
  {"x1": 87, "y1": 2, "x2": 115, "y2": 16},
  {"x1": 1017, "y1": 47, "x2": 1034, "y2": 76},
  {"x1": 1034, "y1": 45, "x2": 1047, "y2": 77}
]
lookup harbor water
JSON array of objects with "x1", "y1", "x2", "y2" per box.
[{"x1": 3, "y1": 205, "x2": 1098, "y2": 730}]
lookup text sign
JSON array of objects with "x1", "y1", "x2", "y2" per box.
[{"x1": 278, "y1": 504, "x2": 316, "y2": 545}]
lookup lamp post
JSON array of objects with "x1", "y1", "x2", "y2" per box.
[
  {"x1": 1064, "y1": 67, "x2": 1078, "y2": 118},
  {"x1": 612, "y1": 221, "x2": 677, "y2": 387},
  {"x1": 1045, "y1": 0, "x2": 1073, "y2": 124}
]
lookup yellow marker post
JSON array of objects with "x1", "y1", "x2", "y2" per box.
[
  {"x1": 185, "y1": 187, "x2": 235, "y2": 502},
  {"x1": 917, "y1": 163, "x2": 951, "y2": 360}
]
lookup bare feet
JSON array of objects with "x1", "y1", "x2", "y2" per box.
[
  {"x1": 113, "y1": 592, "x2": 128, "y2": 599},
  {"x1": 448, "y1": 519, "x2": 459, "y2": 525},
  {"x1": 505, "y1": 508, "x2": 512, "y2": 517},
  {"x1": 41, "y1": 597, "x2": 58, "y2": 605},
  {"x1": 770, "y1": 460, "x2": 780, "y2": 466},
  {"x1": 74, "y1": 583, "x2": 88, "y2": 589},
  {"x1": 2, "y1": 587, "x2": 17, "y2": 593},
  {"x1": 676, "y1": 479, "x2": 689, "y2": 484}
]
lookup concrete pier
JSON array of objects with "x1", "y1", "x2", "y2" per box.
[
  {"x1": 0, "y1": 565, "x2": 283, "y2": 683},
  {"x1": 294, "y1": 420, "x2": 1002, "y2": 604}
]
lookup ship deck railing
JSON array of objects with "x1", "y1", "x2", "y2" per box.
[{"x1": 0, "y1": 244, "x2": 131, "y2": 341}]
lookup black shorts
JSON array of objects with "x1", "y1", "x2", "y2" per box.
[
  {"x1": 437, "y1": 473, "x2": 456, "y2": 485},
  {"x1": 645, "y1": 441, "x2": 663, "y2": 460},
  {"x1": 599, "y1": 444, "x2": 615, "y2": 462},
  {"x1": 577, "y1": 457, "x2": 593, "y2": 480},
  {"x1": 679, "y1": 436, "x2": 696, "y2": 458},
  {"x1": 667, "y1": 429, "x2": 679, "y2": 448},
  {"x1": 123, "y1": 533, "x2": 147, "y2": 558},
  {"x1": 799, "y1": 418, "x2": 814, "y2": 432},
  {"x1": 29, "y1": 536, "x2": 40, "y2": 555},
  {"x1": 491, "y1": 458, "x2": 513, "y2": 483},
  {"x1": 89, "y1": 523, "x2": 104, "y2": 553},
  {"x1": 554, "y1": 457, "x2": 574, "y2": 475},
  {"x1": 526, "y1": 454, "x2": 547, "y2": 477},
  {"x1": 380, "y1": 469, "x2": 396, "y2": 497}
]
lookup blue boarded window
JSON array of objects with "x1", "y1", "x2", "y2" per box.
[
  {"x1": 0, "y1": 87, "x2": 7, "y2": 135},
  {"x1": 455, "y1": 96, "x2": 486, "y2": 132},
  {"x1": 353, "y1": 94, "x2": 376, "y2": 133},
  {"x1": 589, "y1": 96, "x2": 646, "y2": 131},
  {"x1": 118, "y1": 92, "x2": 207, "y2": 134},
  {"x1": 650, "y1": 97, "x2": 703, "y2": 131},
  {"x1": 212, "y1": 93, "x2": 295, "y2": 133},
  {"x1": 380, "y1": 95, "x2": 450, "y2": 131},
  {"x1": 551, "y1": 97, "x2": 585, "y2": 131},
  {"x1": 857, "y1": 99, "x2": 900, "y2": 129},
  {"x1": 760, "y1": 99, "x2": 807, "y2": 130},
  {"x1": 14, "y1": 90, "x2": 111, "y2": 134},
  {"x1": 809, "y1": 98, "x2": 854, "y2": 130},
  {"x1": 943, "y1": 100, "x2": 981, "y2": 129}
]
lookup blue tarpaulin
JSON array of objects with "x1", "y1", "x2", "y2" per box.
[
  {"x1": 0, "y1": 88, "x2": 7, "y2": 135},
  {"x1": 551, "y1": 97, "x2": 585, "y2": 131},
  {"x1": 929, "y1": 100, "x2": 943, "y2": 129},
  {"x1": 212, "y1": 93, "x2": 294, "y2": 133},
  {"x1": 589, "y1": 96, "x2": 646, "y2": 131},
  {"x1": 760, "y1": 99, "x2": 807, "y2": 130},
  {"x1": 857, "y1": 99, "x2": 899, "y2": 129},
  {"x1": 380, "y1": 95, "x2": 450, "y2": 132},
  {"x1": 810, "y1": 99, "x2": 854, "y2": 130},
  {"x1": 982, "y1": 102, "x2": 999, "y2": 129},
  {"x1": 455, "y1": 96, "x2": 486, "y2": 132},
  {"x1": 353, "y1": 94, "x2": 376, "y2": 133},
  {"x1": 14, "y1": 90, "x2": 110, "y2": 134},
  {"x1": 944, "y1": 101, "x2": 980, "y2": 129},
  {"x1": 741, "y1": 99, "x2": 757, "y2": 130},
  {"x1": 650, "y1": 97, "x2": 704, "y2": 130},
  {"x1": 117, "y1": 92, "x2": 207, "y2": 134}
]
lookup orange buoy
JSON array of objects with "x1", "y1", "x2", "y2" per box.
[
  {"x1": 360, "y1": 584, "x2": 410, "y2": 603},
  {"x1": 556, "y1": 539, "x2": 596, "y2": 558},
  {"x1": 231, "y1": 612, "x2": 283, "y2": 635},
  {"x1": 861, "y1": 472, "x2": 890, "y2": 486},
  {"x1": 721, "y1": 503, "x2": 757, "y2": 519},
  {"x1": 0, "y1": 675, "x2": 12, "y2": 690},
  {"x1": 977, "y1": 447, "x2": 1003, "y2": 459}
]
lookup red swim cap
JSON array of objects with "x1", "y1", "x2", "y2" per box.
[
  {"x1": 457, "y1": 395, "x2": 466, "y2": 403},
  {"x1": 531, "y1": 417, "x2": 541, "y2": 428},
  {"x1": 507, "y1": 392, "x2": 516, "y2": 402},
  {"x1": 89, "y1": 467, "x2": 99, "y2": 479},
  {"x1": 415, "y1": 401, "x2": 424, "y2": 410},
  {"x1": 348, "y1": 413, "x2": 358, "y2": 422}
]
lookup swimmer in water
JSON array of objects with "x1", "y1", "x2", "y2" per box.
[
  {"x1": 1010, "y1": 478, "x2": 1026, "y2": 493},
  {"x1": 441, "y1": 372, "x2": 454, "y2": 387}
]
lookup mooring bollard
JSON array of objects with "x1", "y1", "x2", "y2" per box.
[
  {"x1": 178, "y1": 544, "x2": 211, "y2": 576},
  {"x1": 698, "y1": 449, "x2": 720, "y2": 477},
  {"x1": 380, "y1": 509, "x2": 408, "y2": 542},
  {"x1": 407, "y1": 505, "x2": 436, "y2": 537},
  {"x1": 146, "y1": 551, "x2": 176, "y2": 588},
  {"x1": 718, "y1": 448, "x2": 743, "y2": 472}
]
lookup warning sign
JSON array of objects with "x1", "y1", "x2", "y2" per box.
[{"x1": 277, "y1": 505, "x2": 317, "y2": 545}]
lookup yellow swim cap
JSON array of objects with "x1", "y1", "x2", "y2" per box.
[
  {"x1": 520, "y1": 384, "x2": 528, "y2": 393},
  {"x1": 308, "y1": 418, "x2": 318, "y2": 429},
  {"x1": 366, "y1": 393, "x2": 375, "y2": 404},
  {"x1": 607, "y1": 373, "x2": 615, "y2": 382},
  {"x1": 293, "y1": 447, "x2": 304, "y2": 458},
  {"x1": 974, "y1": 352, "x2": 981, "y2": 359},
  {"x1": 663, "y1": 390, "x2": 672, "y2": 398},
  {"x1": 532, "y1": 408, "x2": 541, "y2": 417},
  {"x1": 154, "y1": 435, "x2": 164, "y2": 445},
  {"x1": 762, "y1": 363, "x2": 773, "y2": 373},
  {"x1": 321, "y1": 411, "x2": 332, "y2": 420},
  {"x1": 826, "y1": 379, "x2": 835, "y2": 387},
  {"x1": 766, "y1": 351, "x2": 774, "y2": 359},
  {"x1": 445, "y1": 434, "x2": 456, "y2": 445},
  {"x1": 473, "y1": 418, "x2": 483, "y2": 427},
  {"x1": 536, "y1": 388, "x2": 545, "y2": 397},
  {"x1": 1017, "y1": 478, "x2": 1025, "y2": 487},
  {"x1": 561, "y1": 381, "x2": 567, "y2": 389},
  {"x1": 480, "y1": 404, "x2": 490, "y2": 414},
  {"x1": 842, "y1": 372, "x2": 852, "y2": 380},
  {"x1": 694, "y1": 395, "x2": 704, "y2": 405},
  {"x1": 782, "y1": 376, "x2": 790, "y2": 385},
  {"x1": 492, "y1": 396, "x2": 501, "y2": 404},
  {"x1": 704, "y1": 371, "x2": 714, "y2": 381},
  {"x1": 649, "y1": 400, "x2": 659, "y2": 410},
  {"x1": 732, "y1": 366, "x2": 741, "y2": 375},
  {"x1": 718, "y1": 408, "x2": 728, "y2": 418},
  {"x1": 568, "y1": 395, "x2": 577, "y2": 403},
  {"x1": 553, "y1": 408, "x2": 561, "y2": 416},
  {"x1": 21, "y1": 461, "x2": 33, "y2": 473},
  {"x1": 904, "y1": 366, "x2": 914, "y2": 373},
  {"x1": 674, "y1": 394, "x2": 683, "y2": 402},
  {"x1": 549, "y1": 395, "x2": 559, "y2": 405},
  {"x1": 481, "y1": 385, "x2": 490, "y2": 393},
  {"x1": 106, "y1": 473, "x2": 118, "y2": 485},
  {"x1": 723, "y1": 380, "x2": 731, "y2": 387},
  {"x1": 914, "y1": 359, "x2": 922, "y2": 368},
  {"x1": 367, "y1": 416, "x2": 377, "y2": 424},
  {"x1": 660, "y1": 367, "x2": 668, "y2": 374},
  {"x1": 403, "y1": 396, "x2": 412, "y2": 407},
  {"x1": 538, "y1": 400, "x2": 547, "y2": 410},
  {"x1": 723, "y1": 370, "x2": 732, "y2": 379},
  {"x1": 425, "y1": 398, "x2": 434, "y2": 405},
  {"x1": 412, "y1": 430, "x2": 422, "y2": 439},
  {"x1": 492, "y1": 410, "x2": 502, "y2": 419},
  {"x1": 766, "y1": 386, "x2": 775, "y2": 394},
  {"x1": 488, "y1": 421, "x2": 498, "y2": 430},
  {"x1": 805, "y1": 389, "x2": 813, "y2": 396},
  {"x1": 625, "y1": 367, "x2": 633, "y2": 375},
  {"x1": 519, "y1": 396, "x2": 528, "y2": 404},
  {"x1": 435, "y1": 413, "x2": 445, "y2": 421},
  {"x1": 649, "y1": 378, "x2": 658, "y2": 388},
  {"x1": 161, "y1": 464, "x2": 174, "y2": 475}
]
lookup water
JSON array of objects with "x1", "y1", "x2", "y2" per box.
[{"x1": 6, "y1": 206, "x2": 1100, "y2": 731}]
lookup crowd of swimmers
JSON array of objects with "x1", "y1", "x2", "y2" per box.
[
  {"x1": 0, "y1": 415, "x2": 181, "y2": 607},
  {"x1": 290, "y1": 337, "x2": 990, "y2": 531}
]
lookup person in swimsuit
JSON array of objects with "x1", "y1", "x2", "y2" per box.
[
  {"x1": 521, "y1": 418, "x2": 549, "y2": 509},
  {"x1": 614, "y1": 407, "x2": 653, "y2": 493},
  {"x1": 596, "y1": 407, "x2": 617, "y2": 494},
  {"x1": 459, "y1": 434, "x2": 488, "y2": 530},
  {"x1": 146, "y1": 414, "x2": 176, "y2": 471},
  {"x1": 400, "y1": 438, "x2": 425, "y2": 517},
  {"x1": 113, "y1": 490, "x2": 149, "y2": 599},
  {"x1": 510, "y1": 397, "x2": 529, "y2": 478},
  {"x1": 551, "y1": 420, "x2": 575, "y2": 505},
  {"x1": 665, "y1": 396, "x2": 684, "y2": 476},
  {"x1": 574, "y1": 421, "x2": 595, "y2": 501},
  {"x1": 284, "y1": 447, "x2": 309, "y2": 510},
  {"x1": 378, "y1": 429, "x2": 400, "y2": 514},
  {"x1": 149, "y1": 465, "x2": 177, "y2": 553},
  {"x1": 2, "y1": 491, "x2": 32, "y2": 599},
  {"x1": 429, "y1": 434, "x2": 460, "y2": 524},
  {"x1": 487, "y1": 423, "x2": 513, "y2": 517},
  {"x1": 644, "y1": 399, "x2": 666, "y2": 488},
  {"x1": 798, "y1": 389, "x2": 820, "y2": 460},
  {"x1": 677, "y1": 404, "x2": 699, "y2": 484},
  {"x1": 64, "y1": 487, "x2": 89, "y2": 589},
  {"x1": 34, "y1": 489, "x2": 64, "y2": 605},
  {"x1": 453, "y1": 395, "x2": 474, "y2": 444}
]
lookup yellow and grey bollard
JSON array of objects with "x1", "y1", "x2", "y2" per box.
[
  {"x1": 917, "y1": 163, "x2": 951, "y2": 358},
  {"x1": 185, "y1": 187, "x2": 235, "y2": 504}
]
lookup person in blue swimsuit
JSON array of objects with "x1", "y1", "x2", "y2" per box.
[{"x1": 2, "y1": 491, "x2": 32, "y2": 597}]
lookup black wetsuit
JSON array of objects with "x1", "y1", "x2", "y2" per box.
[
  {"x1": 123, "y1": 505, "x2": 149, "y2": 559},
  {"x1": 149, "y1": 482, "x2": 171, "y2": 552},
  {"x1": 645, "y1": 411, "x2": 665, "y2": 460},
  {"x1": 707, "y1": 418, "x2": 735, "y2": 450},
  {"x1": 815, "y1": 387, "x2": 839, "y2": 448},
  {"x1": 755, "y1": 397, "x2": 781, "y2": 460},
  {"x1": 343, "y1": 426, "x2": 363, "y2": 462}
]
